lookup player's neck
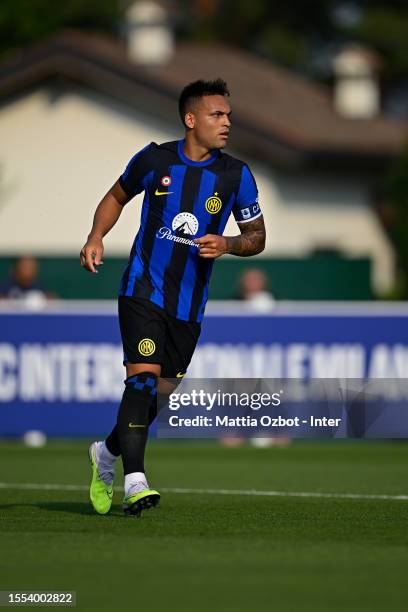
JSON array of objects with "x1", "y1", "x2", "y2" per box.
[{"x1": 182, "y1": 135, "x2": 213, "y2": 162}]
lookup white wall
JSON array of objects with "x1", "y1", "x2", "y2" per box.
[
  {"x1": 0, "y1": 85, "x2": 178, "y2": 256},
  {"x1": 237, "y1": 167, "x2": 395, "y2": 294},
  {"x1": 0, "y1": 84, "x2": 394, "y2": 293}
]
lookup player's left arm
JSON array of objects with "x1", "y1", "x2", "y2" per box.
[
  {"x1": 196, "y1": 163, "x2": 266, "y2": 258},
  {"x1": 195, "y1": 216, "x2": 265, "y2": 259}
]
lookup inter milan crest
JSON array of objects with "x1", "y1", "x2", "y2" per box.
[
  {"x1": 161, "y1": 176, "x2": 171, "y2": 187},
  {"x1": 205, "y1": 192, "x2": 222, "y2": 214},
  {"x1": 138, "y1": 338, "x2": 156, "y2": 356}
]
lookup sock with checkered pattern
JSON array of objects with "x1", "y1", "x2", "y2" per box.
[{"x1": 117, "y1": 372, "x2": 158, "y2": 475}]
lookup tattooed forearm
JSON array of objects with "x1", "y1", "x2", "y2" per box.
[{"x1": 225, "y1": 216, "x2": 266, "y2": 257}]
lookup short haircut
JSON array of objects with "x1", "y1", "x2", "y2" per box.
[{"x1": 178, "y1": 78, "x2": 230, "y2": 126}]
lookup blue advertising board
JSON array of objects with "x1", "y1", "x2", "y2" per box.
[{"x1": 1, "y1": 302, "x2": 408, "y2": 436}]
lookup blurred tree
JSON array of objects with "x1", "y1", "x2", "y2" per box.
[
  {"x1": 179, "y1": 0, "x2": 337, "y2": 69},
  {"x1": 345, "y1": 5, "x2": 408, "y2": 80},
  {"x1": 386, "y1": 148, "x2": 408, "y2": 298},
  {"x1": 2, "y1": 0, "x2": 408, "y2": 84},
  {"x1": 178, "y1": 0, "x2": 408, "y2": 82},
  {"x1": 0, "y1": 0, "x2": 119, "y2": 58}
]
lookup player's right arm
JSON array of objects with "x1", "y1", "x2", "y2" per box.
[
  {"x1": 80, "y1": 143, "x2": 154, "y2": 273},
  {"x1": 80, "y1": 180, "x2": 129, "y2": 273}
]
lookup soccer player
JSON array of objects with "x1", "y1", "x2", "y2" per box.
[{"x1": 80, "y1": 79, "x2": 266, "y2": 517}]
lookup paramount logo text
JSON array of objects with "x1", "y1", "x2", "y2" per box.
[{"x1": 156, "y1": 227, "x2": 199, "y2": 247}]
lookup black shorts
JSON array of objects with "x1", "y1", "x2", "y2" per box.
[{"x1": 118, "y1": 296, "x2": 201, "y2": 380}]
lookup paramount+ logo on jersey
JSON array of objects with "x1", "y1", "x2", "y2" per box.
[{"x1": 156, "y1": 213, "x2": 200, "y2": 248}]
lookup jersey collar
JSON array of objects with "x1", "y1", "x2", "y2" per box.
[{"x1": 177, "y1": 139, "x2": 219, "y2": 167}]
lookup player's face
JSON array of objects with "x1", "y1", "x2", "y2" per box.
[{"x1": 188, "y1": 95, "x2": 231, "y2": 150}]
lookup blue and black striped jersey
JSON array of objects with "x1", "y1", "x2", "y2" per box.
[{"x1": 118, "y1": 139, "x2": 262, "y2": 322}]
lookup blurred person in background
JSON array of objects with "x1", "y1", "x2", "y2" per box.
[
  {"x1": 222, "y1": 265, "x2": 278, "y2": 445},
  {"x1": 222, "y1": 268, "x2": 290, "y2": 448},
  {"x1": 0, "y1": 255, "x2": 54, "y2": 307},
  {"x1": 237, "y1": 267, "x2": 275, "y2": 309}
]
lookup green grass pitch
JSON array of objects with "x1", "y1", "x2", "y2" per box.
[{"x1": 0, "y1": 440, "x2": 407, "y2": 611}]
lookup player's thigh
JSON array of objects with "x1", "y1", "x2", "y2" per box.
[
  {"x1": 118, "y1": 297, "x2": 166, "y2": 373},
  {"x1": 161, "y1": 315, "x2": 201, "y2": 382}
]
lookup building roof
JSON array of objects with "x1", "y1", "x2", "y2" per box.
[{"x1": 1, "y1": 30, "x2": 406, "y2": 169}]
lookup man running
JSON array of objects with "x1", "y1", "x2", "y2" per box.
[{"x1": 80, "y1": 78, "x2": 266, "y2": 517}]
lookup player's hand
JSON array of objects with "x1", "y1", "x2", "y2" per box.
[
  {"x1": 80, "y1": 237, "x2": 104, "y2": 273},
  {"x1": 194, "y1": 234, "x2": 228, "y2": 259}
]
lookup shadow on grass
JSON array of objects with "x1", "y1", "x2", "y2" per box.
[
  {"x1": 38, "y1": 502, "x2": 96, "y2": 516},
  {"x1": 0, "y1": 502, "x2": 125, "y2": 517}
]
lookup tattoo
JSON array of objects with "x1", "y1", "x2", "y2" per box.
[{"x1": 226, "y1": 216, "x2": 266, "y2": 257}]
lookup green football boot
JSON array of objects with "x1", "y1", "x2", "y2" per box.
[
  {"x1": 123, "y1": 487, "x2": 160, "y2": 518},
  {"x1": 89, "y1": 442, "x2": 114, "y2": 515}
]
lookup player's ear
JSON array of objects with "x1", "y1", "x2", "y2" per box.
[{"x1": 184, "y1": 112, "x2": 195, "y2": 129}]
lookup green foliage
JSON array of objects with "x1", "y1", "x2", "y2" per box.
[
  {"x1": 0, "y1": 0, "x2": 119, "y2": 57},
  {"x1": 2, "y1": 1, "x2": 408, "y2": 82},
  {"x1": 179, "y1": 0, "x2": 336, "y2": 69},
  {"x1": 176, "y1": 0, "x2": 408, "y2": 79},
  {"x1": 346, "y1": 7, "x2": 408, "y2": 79},
  {"x1": 387, "y1": 147, "x2": 408, "y2": 296},
  {"x1": 255, "y1": 25, "x2": 307, "y2": 66}
]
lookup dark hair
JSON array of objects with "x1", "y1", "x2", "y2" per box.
[{"x1": 178, "y1": 78, "x2": 230, "y2": 126}]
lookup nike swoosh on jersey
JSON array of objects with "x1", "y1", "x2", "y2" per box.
[
  {"x1": 176, "y1": 372, "x2": 186, "y2": 378},
  {"x1": 155, "y1": 189, "x2": 174, "y2": 196},
  {"x1": 128, "y1": 423, "x2": 146, "y2": 428}
]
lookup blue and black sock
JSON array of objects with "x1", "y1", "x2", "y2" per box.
[{"x1": 115, "y1": 372, "x2": 158, "y2": 475}]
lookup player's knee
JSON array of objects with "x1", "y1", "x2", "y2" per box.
[
  {"x1": 157, "y1": 377, "x2": 179, "y2": 395},
  {"x1": 125, "y1": 371, "x2": 158, "y2": 397},
  {"x1": 118, "y1": 372, "x2": 158, "y2": 431},
  {"x1": 125, "y1": 362, "x2": 161, "y2": 379}
]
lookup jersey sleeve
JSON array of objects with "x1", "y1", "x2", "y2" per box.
[
  {"x1": 232, "y1": 164, "x2": 262, "y2": 224},
  {"x1": 118, "y1": 143, "x2": 154, "y2": 197}
]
